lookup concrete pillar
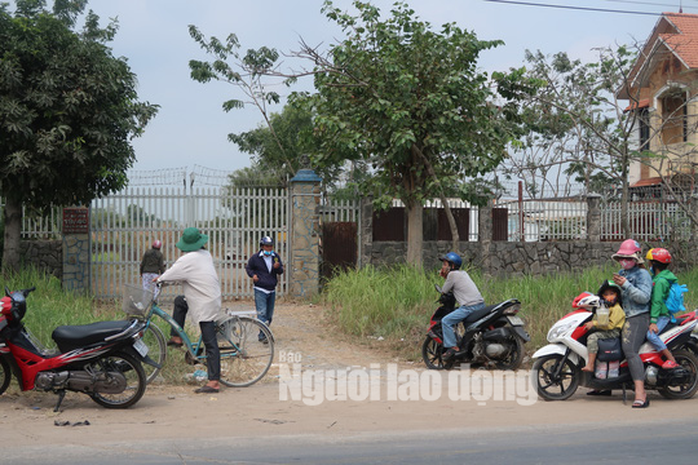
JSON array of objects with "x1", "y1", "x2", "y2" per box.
[
  {"x1": 359, "y1": 196, "x2": 373, "y2": 268},
  {"x1": 61, "y1": 207, "x2": 90, "y2": 293},
  {"x1": 478, "y1": 201, "x2": 493, "y2": 273},
  {"x1": 587, "y1": 193, "x2": 602, "y2": 242},
  {"x1": 289, "y1": 169, "x2": 322, "y2": 298}
]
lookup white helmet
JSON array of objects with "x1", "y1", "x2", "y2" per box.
[{"x1": 572, "y1": 292, "x2": 601, "y2": 310}]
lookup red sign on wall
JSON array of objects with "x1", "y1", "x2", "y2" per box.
[{"x1": 62, "y1": 208, "x2": 89, "y2": 234}]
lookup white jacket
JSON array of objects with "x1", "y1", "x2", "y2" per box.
[{"x1": 158, "y1": 249, "x2": 222, "y2": 323}]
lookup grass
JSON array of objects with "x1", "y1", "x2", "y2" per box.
[
  {"x1": 322, "y1": 263, "x2": 698, "y2": 362},
  {"x1": 6, "y1": 263, "x2": 698, "y2": 384},
  {"x1": 0, "y1": 268, "x2": 197, "y2": 388}
]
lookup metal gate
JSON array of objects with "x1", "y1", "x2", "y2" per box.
[{"x1": 90, "y1": 186, "x2": 289, "y2": 300}]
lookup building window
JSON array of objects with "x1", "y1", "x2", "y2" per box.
[{"x1": 661, "y1": 93, "x2": 687, "y2": 144}]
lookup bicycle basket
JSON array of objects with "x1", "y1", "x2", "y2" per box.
[{"x1": 122, "y1": 284, "x2": 154, "y2": 317}]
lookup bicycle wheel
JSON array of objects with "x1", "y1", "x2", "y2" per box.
[
  {"x1": 141, "y1": 323, "x2": 167, "y2": 384},
  {"x1": 217, "y1": 316, "x2": 274, "y2": 387}
]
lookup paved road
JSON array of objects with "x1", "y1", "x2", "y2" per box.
[{"x1": 4, "y1": 417, "x2": 697, "y2": 464}]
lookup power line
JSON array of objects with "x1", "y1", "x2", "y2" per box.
[
  {"x1": 607, "y1": 0, "x2": 696, "y2": 10},
  {"x1": 485, "y1": 0, "x2": 664, "y2": 15}
]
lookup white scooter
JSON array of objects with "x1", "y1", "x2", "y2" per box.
[{"x1": 532, "y1": 293, "x2": 698, "y2": 401}]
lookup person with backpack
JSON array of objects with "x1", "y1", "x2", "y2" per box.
[{"x1": 645, "y1": 247, "x2": 680, "y2": 369}]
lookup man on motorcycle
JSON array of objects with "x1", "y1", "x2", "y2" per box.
[{"x1": 438, "y1": 252, "x2": 486, "y2": 361}]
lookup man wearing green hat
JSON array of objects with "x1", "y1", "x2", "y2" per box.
[{"x1": 157, "y1": 227, "x2": 222, "y2": 393}]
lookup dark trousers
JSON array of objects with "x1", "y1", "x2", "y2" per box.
[{"x1": 171, "y1": 295, "x2": 220, "y2": 381}]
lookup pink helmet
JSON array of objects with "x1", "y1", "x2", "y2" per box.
[{"x1": 152, "y1": 240, "x2": 162, "y2": 249}]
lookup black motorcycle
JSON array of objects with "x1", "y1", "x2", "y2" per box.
[{"x1": 422, "y1": 285, "x2": 529, "y2": 370}]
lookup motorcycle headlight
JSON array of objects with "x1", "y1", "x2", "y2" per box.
[{"x1": 547, "y1": 320, "x2": 578, "y2": 342}]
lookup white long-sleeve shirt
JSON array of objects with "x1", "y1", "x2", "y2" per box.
[{"x1": 158, "y1": 249, "x2": 222, "y2": 323}]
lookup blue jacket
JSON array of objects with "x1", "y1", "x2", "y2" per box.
[
  {"x1": 618, "y1": 265, "x2": 652, "y2": 318},
  {"x1": 246, "y1": 250, "x2": 284, "y2": 291}
]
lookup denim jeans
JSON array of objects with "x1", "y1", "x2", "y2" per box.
[
  {"x1": 646, "y1": 315, "x2": 671, "y2": 351},
  {"x1": 254, "y1": 289, "x2": 276, "y2": 341},
  {"x1": 441, "y1": 302, "x2": 486, "y2": 349}
]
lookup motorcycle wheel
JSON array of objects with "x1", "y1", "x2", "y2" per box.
[
  {"x1": 422, "y1": 337, "x2": 445, "y2": 370},
  {"x1": 492, "y1": 337, "x2": 526, "y2": 371},
  {"x1": 658, "y1": 349, "x2": 698, "y2": 400},
  {"x1": 0, "y1": 356, "x2": 11, "y2": 395},
  {"x1": 532, "y1": 354, "x2": 579, "y2": 401},
  {"x1": 89, "y1": 352, "x2": 146, "y2": 409}
]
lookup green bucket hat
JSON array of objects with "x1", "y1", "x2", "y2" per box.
[{"x1": 176, "y1": 227, "x2": 208, "y2": 252}]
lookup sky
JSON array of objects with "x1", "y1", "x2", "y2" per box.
[{"x1": 12, "y1": 0, "x2": 693, "y2": 176}]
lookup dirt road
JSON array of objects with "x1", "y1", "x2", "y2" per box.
[{"x1": 1, "y1": 302, "x2": 696, "y2": 450}]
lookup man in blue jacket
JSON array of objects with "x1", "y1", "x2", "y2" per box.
[{"x1": 246, "y1": 236, "x2": 284, "y2": 342}]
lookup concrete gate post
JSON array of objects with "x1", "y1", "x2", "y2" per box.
[
  {"x1": 289, "y1": 169, "x2": 322, "y2": 298},
  {"x1": 586, "y1": 193, "x2": 602, "y2": 242},
  {"x1": 61, "y1": 207, "x2": 91, "y2": 293}
]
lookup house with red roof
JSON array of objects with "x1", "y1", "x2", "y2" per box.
[{"x1": 619, "y1": 12, "x2": 698, "y2": 197}]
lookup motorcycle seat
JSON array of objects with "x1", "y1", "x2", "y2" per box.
[
  {"x1": 52, "y1": 320, "x2": 134, "y2": 353},
  {"x1": 463, "y1": 305, "x2": 497, "y2": 324}
]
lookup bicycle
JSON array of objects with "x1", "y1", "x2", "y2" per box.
[{"x1": 122, "y1": 284, "x2": 274, "y2": 387}]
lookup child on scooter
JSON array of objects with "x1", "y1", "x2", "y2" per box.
[
  {"x1": 645, "y1": 248, "x2": 679, "y2": 369},
  {"x1": 581, "y1": 281, "x2": 626, "y2": 373}
]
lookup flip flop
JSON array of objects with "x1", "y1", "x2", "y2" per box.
[
  {"x1": 194, "y1": 385, "x2": 220, "y2": 394},
  {"x1": 167, "y1": 339, "x2": 183, "y2": 347}
]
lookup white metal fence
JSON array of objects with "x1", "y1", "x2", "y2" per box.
[
  {"x1": 499, "y1": 199, "x2": 692, "y2": 242},
  {"x1": 89, "y1": 186, "x2": 289, "y2": 300}
]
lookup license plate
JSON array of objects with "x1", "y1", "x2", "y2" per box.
[
  {"x1": 507, "y1": 315, "x2": 524, "y2": 326},
  {"x1": 134, "y1": 339, "x2": 149, "y2": 357}
]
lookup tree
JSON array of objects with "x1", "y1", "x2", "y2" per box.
[
  {"x1": 188, "y1": 25, "x2": 297, "y2": 178},
  {"x1": 0, "y1": 0, "x2": 158, "y2": 271},
  {"x1": 505, "y1": 44, "x2": 698, "y2": 237},
  {"x1": 297, "y1": 1, "x2": 528, "y2": 265}
]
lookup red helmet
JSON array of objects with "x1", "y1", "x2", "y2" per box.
[
  {"x1": 646, "y1": 247, "x2": 671, "y2": 264},
  {"x1": 152, "y1": 240, "x2": 162, "y2": 249}
]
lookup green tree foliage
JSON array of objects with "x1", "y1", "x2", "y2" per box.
[
  {"x1": 0, "y1": 0, "x2": 158, "y2": 270},
  {"x1": 301, "y1": 1, "x2": 529, "y2": 264}
]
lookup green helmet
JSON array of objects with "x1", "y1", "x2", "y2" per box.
[{"x1": 598, "y1": 280, "x2": 622, "y2": 306}]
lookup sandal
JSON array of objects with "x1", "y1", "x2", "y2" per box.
[
  {"x1": 632, "y1": 398, "x2": 650, "y2": 408},
  {"x1": 442, "y1": 348, "x2": 457, "y2": 361},
  {"x1": 167, "y1": 339, "x2": 183, "y2": 347},
  {"x1": 662, "y1": 360, "x2": 679, "y2": 369}
]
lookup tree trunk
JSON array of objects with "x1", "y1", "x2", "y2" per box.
[
  {"x1": 405, "y1": 200, "x2": 423, "y2": 267},
  {"x1": 411, "y1": 144, "x2": 459, "y2": 249},
  {"x1": 2, "y1": 195, "x2": 22, "y2": 273}
]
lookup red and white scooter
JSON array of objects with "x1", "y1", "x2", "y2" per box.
[{"x1": 532, "y1": 292, "x2": 698, "y2": 401}]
